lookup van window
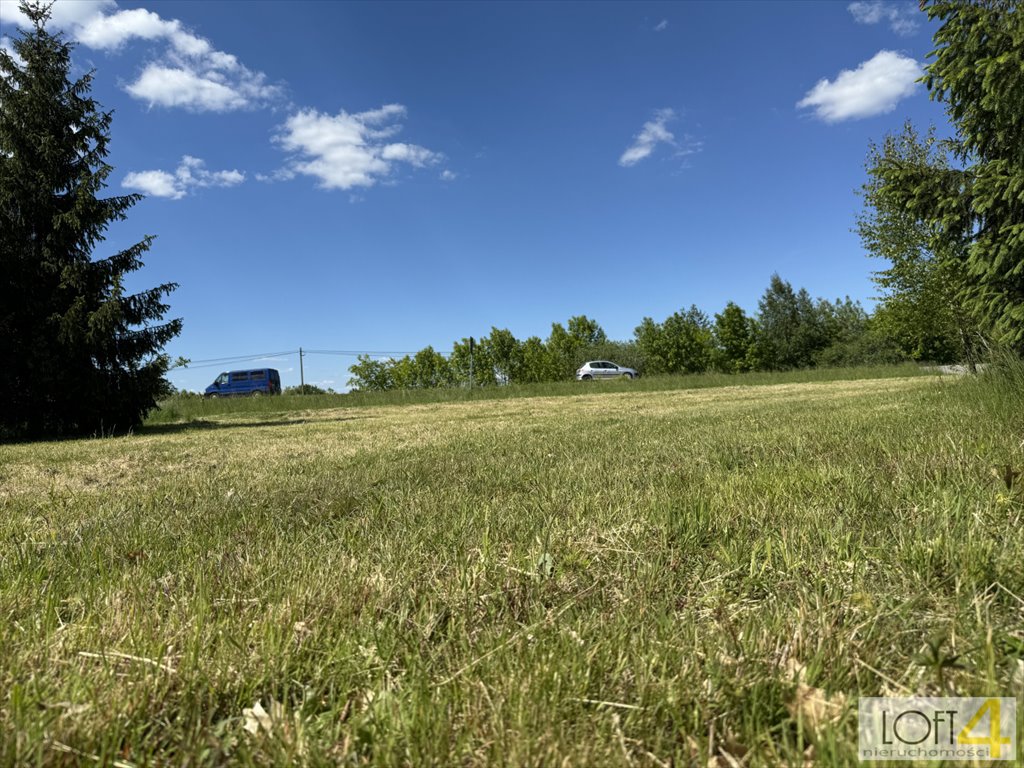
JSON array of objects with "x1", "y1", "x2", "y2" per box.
[
  {"x1": 232, "y1": 372, "x2": 250, "y2": 382},
  {"x1": 251, "y1": 370, "x2": 266, "y2": 379},
  {"x1": 216, "y1": 373, "x2": 228, "y2": 385}
]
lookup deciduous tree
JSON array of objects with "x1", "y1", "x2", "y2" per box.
[
  {"x1": 482, "y1": 328, "x2": 523, "y2": 384},
  {"x1": 347, "y1": 355, "x2": 394, "y2": 391},
  {"x1": 635, "y1": 306, "x2": 713, "y2": 375},
  {"x1": 857, "y1": 123, "x2": 977, "y2": 364},
  {"x1": 519, "y1": 336, "x2": 560, "y2": 383},
  {"x1": 548, "y1": 316, "x2": 606, "y2": 379},
  {"x1": 712, "y1": 302, "x2": 757, "y2": 373}
]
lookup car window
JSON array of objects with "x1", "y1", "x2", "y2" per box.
[
  {"x1": 607, "y1": 363, "x2": 619, "y2": 370},
  {"x1": 592, "y1": 362, "x2": 605, "y2": 369}
]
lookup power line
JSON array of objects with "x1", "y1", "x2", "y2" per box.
[
  {"x1": 184, "y1": 350, "x2": 297, "y2": 366},
  {"x1": 177, "y1": 347, "x2": 454, "y2": 372},
  {"x1": 180, "y1": 358, "x2": 288, "y2": 370},
  {"x1": 306, "y1": 349, "x2": 455, "y2": 360}
]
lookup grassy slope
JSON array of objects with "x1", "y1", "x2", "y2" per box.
[
  {"x1": 147, "y1": 364, "x2": 929, "y2": 425},
  {"x1": 2, "y1": 371, "x2": 1022, "y2": 766}
]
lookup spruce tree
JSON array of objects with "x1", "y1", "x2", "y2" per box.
[{"x1": 0, "y1": 1, "x2": 181, "y2": 439}]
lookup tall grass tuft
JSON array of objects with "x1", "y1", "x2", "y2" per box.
[{"x1": 963, "y1": 347, "x2": 1024, "y2": 429}]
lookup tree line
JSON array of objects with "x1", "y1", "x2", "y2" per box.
[{"x1": 347, "y1": 275, "x2": 902, "y2": 391}]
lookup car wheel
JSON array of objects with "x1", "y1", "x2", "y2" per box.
[
  {"x1": 581, "y1": 374, "x2": 593, "y2": 381},
  {"x1": 622, "y1": 373, "x2": 633, "y2": 379}
]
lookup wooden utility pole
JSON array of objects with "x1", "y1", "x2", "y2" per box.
[{"x1": 299, "y1": 347, "x2": 305, "y2": 390}]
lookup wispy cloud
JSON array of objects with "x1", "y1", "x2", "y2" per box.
[
  {"x1": 674, "y1": 135, "x2": 703, "y2": 161},
  {"x1": 274, "y1": 104, "x2": 442, "y2": 191},
  {"x1": 619, "y1": 108, "x2": 678, "y2": 167},
  {"x1": 797, "y1": 50, "x2": 922, "y2": 122},
  {"x1": 122, "y1": 155, "x2": 244, "y2": 199},
  {"x1": 654, "y1": 19, "x2": 668, "y2": 32},
  {"x1": 439, "y1": 169, "x2": 457, "y2": 182},
  {"x1": 848, "y1": 1, "x2": 920, "y2": 36},
  {"x1": 0, "y1": 0, "x2": 281, "y2": 111}
]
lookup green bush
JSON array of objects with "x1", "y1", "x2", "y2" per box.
[
  {"x1": 815, "y1": 331, "x2": 908, "y2": 368},
  {"x1": 284, "y1": 384, "x2": 329, "y2": 395}
]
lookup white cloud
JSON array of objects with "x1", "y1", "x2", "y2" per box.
[
  {"x1": 654, "y1": 19, "x2": 668, "y2": 32},
  {"x1": 439, "y1": 169, "x2": 457, "y2": 181},
  {"x1": 121, "y1": 169, "x2": 179, "y2": 198},
  {"x1": 848, "y1": 1, "x2": 920, "y2": 35},
  {"x1": 126, "y1": 65, "x2": 247, "y2": 111},
  {"x1": 619, "y1": 108, "x2": 677, "y2": 167},
  {"x1": 0, "y1": 0, "x2": 280, "y2": 111},
  {"x1": 797, "y1": 50, "x2": 922, "y2": 122},
  {"x1": 123, "y1": 155, "x2": 245, "y2": 199},
  {"x1": 275, "y1": 104, "x2": 442, "y2": 191},
  {"x1": 76, "y1": 7, "x2": 173, "y2": 48}
]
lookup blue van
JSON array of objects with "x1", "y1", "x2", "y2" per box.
[{"x1": 204, "y1": 368, "x2": 281, "y2": 398}]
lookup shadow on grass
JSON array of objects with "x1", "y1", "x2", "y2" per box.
[{"x1": 137, "y1": 414, "x2": 372, "y2": 436}]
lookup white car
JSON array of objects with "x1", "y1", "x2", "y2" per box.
[{"x1": 575, "y1": 361, "x2": 639, "y2": 381}]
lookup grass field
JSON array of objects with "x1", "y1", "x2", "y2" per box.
[
  {"x1": 2, "y1": 367, "x2": 1023, "y2": 766},
  {"x1": 147, "y1": 364, "x2": 930, "y2": 426}
]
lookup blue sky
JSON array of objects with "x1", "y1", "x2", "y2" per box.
[{"x1": 1, "y1": 0, "x2": 951, "y2": 391}]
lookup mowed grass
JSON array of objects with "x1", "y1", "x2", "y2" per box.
[
  {"x1": 2, "y1": 371, "x2": 1023, "y2": 766},
  {"x1": 147, "y1": 363, "x2": 930, "y2": 425}
]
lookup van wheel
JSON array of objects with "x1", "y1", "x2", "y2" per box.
[
  {"x1": 208, "y1": 393, "x2": 219, "y2": 399},
  {"x1": 250, "y1": 390, "x2": 263, "y2": 397}
]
